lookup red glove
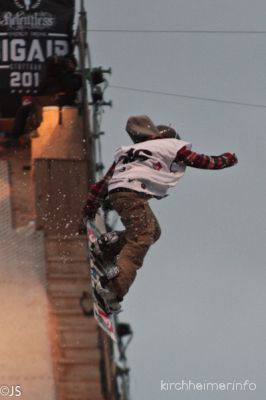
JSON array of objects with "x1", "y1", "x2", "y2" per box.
[
  {"x1": 82, "y1": 164, "x2": 115, "y2": 221},
  {"x1": 222, "y1": 152, "x2": 238, "y2": 167},
  {"x1": 83, "y1": 202, "x2": 99, "y2": 220}
]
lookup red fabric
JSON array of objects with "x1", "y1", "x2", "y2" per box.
[
  {"x1": 176, "y1": 146, "x2": 238, "y2": 169},
  {"x1": 21, "y1": 96, "x2": 33, "y2": 105},
  {"x1": 82, "y1": 162, "x2": 116, "y2": 219}
]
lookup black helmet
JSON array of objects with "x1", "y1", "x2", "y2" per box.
[
  {"x1": 126, "y1": 115, "x2": 180, "y2": 143},
  {"x1": 156, "y1": 125, "x2": 180, "y2": 140}
]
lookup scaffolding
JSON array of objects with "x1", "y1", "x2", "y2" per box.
[{"x1": 76, "y1": 2, "x2": 132, "y2": 399}]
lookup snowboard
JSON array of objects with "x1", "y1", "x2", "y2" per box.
[{"x1": 86, "y1": 219, "x2": 117, "y2": 342}]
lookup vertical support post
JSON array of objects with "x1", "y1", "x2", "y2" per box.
[{"x1": 78, "y1": 0, "x2": 96, "y2": 182}]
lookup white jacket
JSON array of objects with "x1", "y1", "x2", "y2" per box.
[{"x1": 108, "y1": 138, "x2": 191, "y2": 198}]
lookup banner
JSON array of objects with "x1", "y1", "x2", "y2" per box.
[{"x1": 0, "y1": 0, "x2": 75, "y2": 100}]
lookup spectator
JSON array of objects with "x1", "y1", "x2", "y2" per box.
[{"x1": 2, "y1": 54, "x2": 82, "y2": 147}]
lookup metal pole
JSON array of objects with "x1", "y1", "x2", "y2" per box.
[
  {"x1": 78, "y1": 0, "x2": 96, "y2": 181},
  {"x1": 77, "y1": 4, "x2": 131, "y2": 399}
]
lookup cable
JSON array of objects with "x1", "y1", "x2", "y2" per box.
[
  {"x1": 88, "y1": 28, "x2": 266, "y2": 34},
  {"x1": 109, "y1": 84, "x2": 266, "y2": 109}
]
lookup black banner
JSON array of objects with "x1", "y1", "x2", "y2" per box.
[{"x1": 0, "y1": 0, "x2": 75, "y2": 102}]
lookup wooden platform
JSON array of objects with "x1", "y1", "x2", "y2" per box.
[{"x1": 0, "y1": 108, "x2": 117, "y2": 400}]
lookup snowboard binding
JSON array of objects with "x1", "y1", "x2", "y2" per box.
[
  {"x1": 91, "y1": 266, "x2": 121, "y2": 315},
  {"x1": 91, "y1": 230, "x2": 123, "y2": 264},
  {"x1": 90, "y1": 231, "x2": 122, "y2": 314}
]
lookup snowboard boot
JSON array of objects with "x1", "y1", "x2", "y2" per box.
[
  {"x1": 95, "y1": 281, "x2": 122, "y2": 314},
  {"x1": 93, "y1": 231, "x2": 123, "y2": 265}
]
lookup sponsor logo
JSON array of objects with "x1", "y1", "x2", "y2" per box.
[
  {"x1": 14, "y1": 0, "x2": 42, "y2": 11},
  {"x1": 0, "y1": 11, "x2": 56, "y2": 30},
  {"x1": 0, "y1": 0, "x2": 55, "y2": 30}
]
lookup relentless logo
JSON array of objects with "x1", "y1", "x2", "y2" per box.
[
  {"x1": 0, "y1": 11, "x2": 56, "y2": 30},
  {"x1": 0, "y1": 1, "x2": 54, "y2": 31},
  {"x1": 14, "y1": 0, "x2": 42, "y2": 11}
]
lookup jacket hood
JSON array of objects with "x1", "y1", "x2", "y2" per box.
[{"x1": 126, "y1": 115, "x2": 160, "y2": 143}]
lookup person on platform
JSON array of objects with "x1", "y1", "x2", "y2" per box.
[{"x1": 1, "y1": 54, "x2": 82, "y2": 147}]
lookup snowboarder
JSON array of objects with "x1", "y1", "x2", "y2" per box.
[{"x1": 83, "y1": 115, "x2": 238, "y2": 311}]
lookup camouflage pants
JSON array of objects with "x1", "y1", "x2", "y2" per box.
[{"x1": 107, "y1": 191, "x2": 161, "y2": 300}]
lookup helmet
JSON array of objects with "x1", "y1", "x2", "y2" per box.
[
  {"x1": 126, "y1": 115, "x2": 180, "y2": 143},
  {"x1": 156, "y1": 125, "x2": 180, "y2": 140}
]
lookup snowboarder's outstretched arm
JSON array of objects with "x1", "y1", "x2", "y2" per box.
[
  {"x1": 83, "y1": 162, "x2": 116, "y2": 220},
  {"x1": 175, "y1": 146, "x2": 238, "y2": 169}
]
